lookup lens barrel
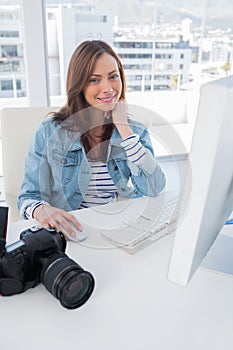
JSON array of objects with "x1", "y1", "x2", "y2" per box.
[{"x1": 41, "y1": 255, "x2": 95, "y2": 309}]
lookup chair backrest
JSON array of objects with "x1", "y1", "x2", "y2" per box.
[{"x1": 0, "y1": 107, "x2": 58, "y2": 221}]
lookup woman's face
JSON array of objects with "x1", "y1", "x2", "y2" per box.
[{"x1": 84, "y1": 52, "x2": 122, "y2": 112}]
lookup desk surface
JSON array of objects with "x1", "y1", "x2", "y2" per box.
[{"x1": 2, "y1": 193, "x2": 233, "y2": 350}]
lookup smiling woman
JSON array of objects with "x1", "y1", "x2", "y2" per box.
[
  {"x1": 17, "y1": 40, "x2": 166, "y2": 240},
  {"x1": 84, "y1": 53, "x2": 122, "y2": 111}
]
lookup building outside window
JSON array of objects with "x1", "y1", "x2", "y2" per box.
[
  {"x1": 0, "y1": 1, "x2": 25, "y2": 99},
  {"x1": 0, "y1": 0, "x2": 232, "y2": 104},
  {"x1": 114, "y1": 38, "x2": 191, "y2": 91}
]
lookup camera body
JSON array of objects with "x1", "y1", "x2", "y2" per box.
[
  {"x1": 0, "y1": 226, "x2": 95, "y2": 309},
  {"x1": 0, "y1": 227, "x2": 66, "y2": 295}
]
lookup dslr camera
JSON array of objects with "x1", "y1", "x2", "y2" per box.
[{"x1": 0, "y1": 207, "x2": 95, "y2": 309}]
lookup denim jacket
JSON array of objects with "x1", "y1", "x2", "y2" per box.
[{"x1": 18, "y1": 117, "x2": 166, "y2": 217}]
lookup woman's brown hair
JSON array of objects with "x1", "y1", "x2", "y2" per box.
[{"x1": 52, "y1": 40, "x2": 127, "y2": 159}]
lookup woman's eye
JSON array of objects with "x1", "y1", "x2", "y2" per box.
[
  {"x1": 110, "y1": 74, "x2": 119, "y2": 80},
  {"x1": 89, "y1": 78, "x2": 99, "y2": 84}
]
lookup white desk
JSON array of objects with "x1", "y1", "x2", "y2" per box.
[
  {"x1": 2, "y1": 191, "x2": 233, "y2": 350},
  {"x1": 0, "y1": 162, "x2": 233, "y2": 350}
]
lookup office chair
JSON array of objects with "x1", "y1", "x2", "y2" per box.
[{"x1": 0, "y1": 107, "x2": 58, "y2": 221}]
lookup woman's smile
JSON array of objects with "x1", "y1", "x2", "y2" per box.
[{"x1": 96, "y1": 94, "x2": 116, "y2": 104}]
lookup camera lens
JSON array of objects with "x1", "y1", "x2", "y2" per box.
[
  {"x1": 40, "y1": 255, "x2": 95, "y2": 309},
  {"x1": 59, "y1": 270, "x2": 94, "y2": 308}
]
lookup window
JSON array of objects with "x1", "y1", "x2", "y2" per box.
[
  {"x1": 0, "y1": 60, "x2": 20, "y2": 72},
  {"x1": 0, "y1": 0, "x2": 220, "y2": 104},
  {"x1": 123, "y1": 64, "x2": 140, "y2": 70},
  {"x1": 1, "y1": 45, "x2": 18, "y2": 57},
  {"x1": 0, "y1": 31, "x2": 19, "y2": 38},
  {"x1": 119, "y1": 53, "x2": 152, "y2": 59},
  {"x1": 155, "y1": 42, "x2": 174, "y2": 49},
  {"x1": 16, "y1": 80, "x2": 21, "y2": 89},
  {"x1": 0, "y1": 1, "x2": 26, "y2": 101},
  {"x1": 1, "y1": 80, "x2": 13, "y2": 91},
  {"x1": 155, "y1": 54, "x2": 173, "y2": 59}
]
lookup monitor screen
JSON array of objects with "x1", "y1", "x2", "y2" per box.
[{"x1": 168, "y1": 75, "x2": 233, "y2": 287}]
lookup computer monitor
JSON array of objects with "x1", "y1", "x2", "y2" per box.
[{"x1": 168, "y1": 74, "x2": 233, "y2": 287}]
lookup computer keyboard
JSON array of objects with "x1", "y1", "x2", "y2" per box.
[{"x1": 101, "y1": 195, "x2": 180, "y2": 254}]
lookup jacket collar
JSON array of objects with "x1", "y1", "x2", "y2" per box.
[{"x1": 64, "y1": 127, "x2": 123, "y2": 150}]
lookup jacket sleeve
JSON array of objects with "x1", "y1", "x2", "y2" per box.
[{"x1": 17, "y1": 122, "x2": 52, "y2": 218}]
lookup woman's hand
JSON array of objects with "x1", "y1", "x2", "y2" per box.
[
  {"x1": 33, "y1": 204, "x2": 83, "y2": 239},
  {"x1": 112, "y1": 100, "x2": 134, "y2": 140}
]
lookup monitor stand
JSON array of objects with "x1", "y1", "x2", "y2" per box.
[{"x1": 201, "y1": 225, "x2": 233, "y2": 277}]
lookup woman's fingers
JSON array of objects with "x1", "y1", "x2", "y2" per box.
[{"x1": 33, "y1": 204, "x2": 82, "y2": 238}]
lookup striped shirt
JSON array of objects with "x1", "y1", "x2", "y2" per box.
[
  {"x1": 79, "y1": 160, "x2": 117, "y2": 208},
  {"x1": 120, "y1": 133, "x2": 147, "y2": 164},
  {"x1": 80, "y1": 133, "x2": 147, "y2": 209},
  {"x1": 25, "y1": 134, "x2": 147, "y2": 217}
]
